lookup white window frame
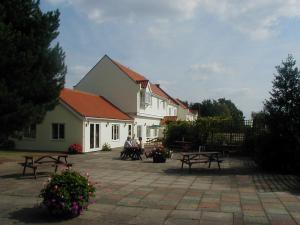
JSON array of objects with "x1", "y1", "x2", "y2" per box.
[
  {"x1": 51, "y1": 123, "x2": 65, "y2": 140},
  {"x1": 112, "y1": 124, "x2": 120, "y2": 141}
]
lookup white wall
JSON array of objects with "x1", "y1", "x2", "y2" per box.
[
  {"x1": 14, "y1": 104, "x2": 83, "y2": 152},
  {"x1": 138, "y1": 90, "x2": 167, "y2": 118},
  {"x1": 83, "y1": 118, "x2": 133, "y2": 152},
  {"x1": 75, "y1": 55, "x2": 139, "y2": 114},
  {"x1": 133, "y1": 116, "x2": 161, "y2": 141}
]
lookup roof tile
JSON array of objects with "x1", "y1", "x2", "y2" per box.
[{"x1": 60, "y1": 88, "x2": 132, "y2": 121}]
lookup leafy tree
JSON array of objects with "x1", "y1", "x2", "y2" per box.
[
  {"x1": 264, "y1": 54, "x2": 300, "y2": 144},
  {"x1": 190, "y1": 98, "x2": 244, "y2": 121},
  {"x1": 0, "y1": 0, "x2": 66, "y2": 139}
]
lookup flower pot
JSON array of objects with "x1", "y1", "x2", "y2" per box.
[{"x1": 153, "y1": 154, "x2": 166, "y2": 163}]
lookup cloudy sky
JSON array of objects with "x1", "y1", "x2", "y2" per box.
[{"x1": 42, "y1": 0, "x2": 300, "y2": 118}]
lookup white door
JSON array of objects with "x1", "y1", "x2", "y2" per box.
[{"x1": 90, "y1": 123, "x2": 100, "y2": 150}]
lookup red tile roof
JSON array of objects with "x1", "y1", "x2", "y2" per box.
[
  {"x1": 150, "y1": 84, "x2": 179, "y2": 106},
  {"x1": 174, "y1": 98, "x2": 188, "y2": 109},
  {"x1": 150, "y1": 83, "x2": 169, "y2": 100},
  {"x1": 111, "y1": 59, "x2": 149, "y2": 88},
  {"x1": 60, "y1": 88, "x2": 132, "y2": 121}
]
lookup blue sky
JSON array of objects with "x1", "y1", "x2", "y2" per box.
[{"x1": 42, "y1": 0, "x2": 300, "y2": 118}]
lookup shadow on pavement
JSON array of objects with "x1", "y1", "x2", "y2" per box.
[{"x1": 9, "y1": 207, "x2": 62, "y2": 224}]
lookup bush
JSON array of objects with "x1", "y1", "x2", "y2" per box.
[
  {"x1": 40, "y1": 170, "x2": 95, "y2": 218},
  {"x1": 101, "y1": 143, "x2": 111, "y2": 151},
  {"x1": 68, "y1": 144, "x2": 82, "y2": 154},
  {"x1": 0, "y1": 139, "x2": 15, "y2": 149}
]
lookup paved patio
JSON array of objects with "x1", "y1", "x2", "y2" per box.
[{"x1": 0, "y1": 149, "x2": 300, "y2": 225}]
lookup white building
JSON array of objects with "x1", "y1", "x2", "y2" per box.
[
  {"x1": 13, "y1": 88, "x2": 133, "y2": 152},
  {"x1": 75, "y1": 55, "x2": 183, "y2": 141},
  {"x1": 174, "y1": 98, "x2": 198, "y2": 121}
]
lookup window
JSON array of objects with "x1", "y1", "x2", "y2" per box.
[
  {"x1": 163, "y1": 101, "x2": 166, "y2": 109},
  {"x1": 112, "y1": 124, "x2": 120, "y2": 141},
  {"x1": 140, "y1": 91, "x2": 152, "y2": 107},
  {"x1": 174, "y1": 108, "x2": 177, "y2": 116},
  {"x1": 154, "y1": 128, "x2": 158, "y2": 137},
  {"x1": 24, "y1": 124, "x2": 36, "y2": 139},
  {"x1": 157, "y1": 99, "x2": 159, "y2": 109},
  {"x1": 146, "y1": 126, "x2": 150, "y2": 138},
  {"x1": 52, "y1": 123, "x2": 65, "y2": 140},
  {"x1": 128, "y1": 124, "x2": 132, "y2": 137},
  {"x1": 169, "y1": 108, "x2": 171, "y2": 116},
  {"x1": 137, "y1": 125, "x2": 142, "y2": 138}
]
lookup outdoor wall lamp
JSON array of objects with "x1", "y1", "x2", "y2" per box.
[{"x1": 106, "y1": 122, "x2": 109, "y2": 127}]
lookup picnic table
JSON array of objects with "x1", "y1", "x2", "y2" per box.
[
  {"x1": 180, "y1": 151, "x2": 223, "y2": 173},
  {"x1": 120, "y1": 147, "x2": 143, "y2": 160},
  {"x1": 22, "y1": 153, "x2": 72, "y2": 179}
]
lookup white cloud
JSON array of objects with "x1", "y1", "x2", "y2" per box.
[
  {"x1": 46, "y1": 0, "x2": 200, "y2": 23},
  {"x1": 199, "y1": 0, "x2": 300, "y2": 40},
  {"x1": 189, "y1": 62, "x2": 236, "y2": 81}
]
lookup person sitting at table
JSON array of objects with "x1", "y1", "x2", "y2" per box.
[
  {"x1": 138, "y1": 137, "x2": 144, "y2": 154},
  {"x1": 124, "y1": 136, "x2": 132, "y2": 149},
  {"x1": 131, "y1": 134, "x2": 138, "y2": 147}
]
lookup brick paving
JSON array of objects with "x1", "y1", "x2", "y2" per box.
[{"x1": 0, "y1": 149, "x2": 300, "y2": 224}]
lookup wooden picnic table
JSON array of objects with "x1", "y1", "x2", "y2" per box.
[
  {"x1": 180, "y1": 151, "x2": 223, "y2": 173},
  {"x1": 22, "y1": 153, "x2": 71, "y2": 179},
  {"x1": 120, "y1": 147, "x2": 143, "y2": 160}
]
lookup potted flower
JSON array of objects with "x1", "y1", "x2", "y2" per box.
[
  {"x1": 68, "y1": 144, "x2": 83, "y2": 154},
  {"x1": 152, "y1": 147, "x2": 168, "y2": 163},
  {"x1": 40, "y1": 170, "x2": 95, "y2": 218}
]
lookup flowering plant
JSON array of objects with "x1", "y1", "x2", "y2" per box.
[
  {"x1": 68, "y1": 144, "x2": 82, "y2": 154},
  {"x1": 40, "y1": 170, "x2": 95, "y2": 218},
  {"x1": 101, "y1": 143, "x2": 111, "y2": 151}
]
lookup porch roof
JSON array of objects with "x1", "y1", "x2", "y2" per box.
[{"x1": 60, "y1": 88, "x2": 133, "y2": 121}]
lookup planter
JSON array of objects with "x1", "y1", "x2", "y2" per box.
[{"x1": 153, "y1": 154, "x2": 166, "y2": 163}]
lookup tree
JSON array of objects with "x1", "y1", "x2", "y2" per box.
[
  {"x1": 190, "y1": 98, "x2": 244, "y2": 121},
  {"x1": 0, "y1": 0, "x2": 66, "y2": 139},
  {"x1": 264, "y1": 54, "x2": 300, "y2": 143}
]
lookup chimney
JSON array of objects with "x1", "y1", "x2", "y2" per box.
[{"x1": 155, "y1": 84, "x2": 160, "y2": 88}]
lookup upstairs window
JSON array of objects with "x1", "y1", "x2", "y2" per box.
[
  {"x1": 140, "y1": 91, "x2": 152, "y2": 107},
  {"x1": 52, "y1": 123, "x2": 65, "y2": 140}
]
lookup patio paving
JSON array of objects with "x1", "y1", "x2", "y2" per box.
[{"x1": 0, "y1": 149, "x2": 300, "y2": 225}]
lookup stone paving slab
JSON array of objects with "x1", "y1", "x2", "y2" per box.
[{"x1": 0, "y1": 149, "x2": 300, "y2": 225}]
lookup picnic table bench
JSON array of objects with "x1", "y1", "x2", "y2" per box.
[
  {"x1": 180, "y1": 151, "x2": 223, "y2": 173},
  {"x1": 120, "y1": 147, "x2": 143, "y2": 160},
  {"x1": 21, "y1": 154, "x2": 72, "y2": 179}
]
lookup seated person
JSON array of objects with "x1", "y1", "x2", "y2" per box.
[
  {"x1": 131, "y1": 134, "x2": 138, "y2": 147},
  {"x1": 124, "y1": 136, "x2": 132, "y2": 149},
  {"x1": 138, "y1": 137, "x2": 144, "y2": 153}
]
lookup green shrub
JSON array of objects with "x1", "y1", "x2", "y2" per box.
[
  {"x1": 101, "y1": 143, "x2": 111, "y2": 151},
  {"x1": 40, "y1": 170, "x2": 96, "y2": 218}
]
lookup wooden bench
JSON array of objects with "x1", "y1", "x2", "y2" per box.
[
  {"x1": 180, "y1": 152, "x2": 223, "y2": 173},
  {"x1": 22, "y1": 154, "x2": 71, "y2": 179}
]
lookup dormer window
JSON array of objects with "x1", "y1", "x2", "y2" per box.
[{"x1": 140, "y1": 90, "x2": 152, "y2": 107}]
